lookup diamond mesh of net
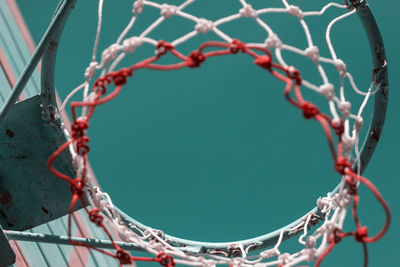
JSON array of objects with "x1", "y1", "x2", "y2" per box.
[{"x1": 48, "y1": 0, "x2": 390, "y2": 266}]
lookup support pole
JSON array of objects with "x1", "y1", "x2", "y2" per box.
[{"x1": 4, "y1": 230, "x2": 141, "y2": 251}]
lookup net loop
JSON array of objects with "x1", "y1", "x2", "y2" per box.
[{"x1": 157, "y1": 253, "x2": 176, "y2": 267}]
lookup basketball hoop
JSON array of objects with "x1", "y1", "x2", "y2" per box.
[{"x1": 17, "y1": 0, "x2": 391, "y2": 266}]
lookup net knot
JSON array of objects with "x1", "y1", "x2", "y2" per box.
[
  {"x1": 133, "y1": 0, "x2": 144, "y2": 15},
  {"x1": 305, "y1": 236, "x2": 317, "y2": 248},
  {"x1": 122, "y1": 36, "x2": 143, "y2": 53},
  {"x1": 342, "y1": 135, "x2": 354, "y2": 155},
  {"x1": 156, "y1": 40, "x2": 174, "y2": 56},
  {"x1": 354, "y1": 116, "x2": 364, "y2": 133},
  {"x1": 334, "y1": 190, "x2": 352, "y2": 208},
  {"x1": 277, "y1": 253, "x2": 291, "y2": 265},
  {"x1": 160, "y1": 4, "x2": 177, "y2": 18},
  {"x1": 301, "y1": 101, "x2": 319, "y2": 119},
  {"x1": 319, "y1": 83, "x2": 334, "y2": 100},
  {"x1": 334, "y1": 59, "x2": 347, "y2": 77},
  {"x1": 317, "y1": 196, "x2": 334, "y2": 214},
  {"x1": 345, "y1": 176, "x2": 358, "y2": 195},
  {"x1": 288, "y1": 5, "x2": 304, "y2": 19},
  {"x1": 71, "y1": 119, "x2": 88, "y2": 139},
  {"x1": 157, "y1": 253, "x2": 175, "y2": 267},
  {"x1": 239, "y1": 4, "x2": 257, "y2": 18},
  {"x1": 70, "y1": 178, "x2": 84, "y2": 196},
  {"x1": 254, "y1": 55, "x2": 272, "y2": 69},
  {"x1": 334, "y1": 157, "x2": 352, "y2": 175},
  {"x1": 260, "y1": 248, "x2": 279, "y2": 259},
  {"x1": 110, "y1": 68, "x2": 133, "y2": 86},
  {"x1": 230, "y1": 257, "x2": 244, "y2": 267},
  {"x1": 94, "y1": 78, "x2": 109, "y2": 95},
  {"x1": 355, "y1": 226, "x2": 368, "y2": 242},
  {"x1": 116, "y1": 249, "x2": 132, "y2": 265},
  {"x1": 76, "y1": 136, "x2": 90, "y2": 156},
  {"x1": 195, "y1": 18, "x2": 214, "y2": 34},
  {"x1": 305, "y1": 46, "x2": 320, "y2": 63},
  {"x1": 286, "y1": 66, "x2": 301, "y2": 84},
  {"x1": 338, "y1": 101, "x2": 351, "y2": 118},
  {"x1": 88, "y1": 208, "x2": 104, "y2": 227},
  {"x1": 230, "y1": 39, "x2": 247, "y2": 54},
  {"x1": 302, "y1": 247, "x2": 317, "y2": 262},
  {"x1": 101, "y1": 44, "x2": 120, "y2": 62},
  {"x1": 265, "y1": 34, "x2": 282, "y2": 49},
  {"x1": 187, "y1": 50, "x2": 205, "y2": 68},
  {"x1": 331, "y1": 118, "x2": 344, "y2": 136},
  {"x1": 84, "y1": 62, "x2": 98, "y2": 80},
  {"x1": 328, "y1": 228, "x2": 344, "y2": 244}
]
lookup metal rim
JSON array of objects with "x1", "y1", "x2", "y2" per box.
[{"x1": 4, "y1": 0, "x2": 388, "y2": 254}]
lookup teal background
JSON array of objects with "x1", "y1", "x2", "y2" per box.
[{"x1": 17, "y1": 0, "x2": 399, "y2": 266}]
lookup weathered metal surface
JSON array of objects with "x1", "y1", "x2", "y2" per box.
[
  {"x1": 0, "y1": 95, "x2": 79, "y2": 230},
  {"x1": 0, "y1": 1, "x2": 123, "y2": 266}
]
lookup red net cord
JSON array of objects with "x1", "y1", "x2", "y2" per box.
[{"x1": 48, "y1": 39, "x2": 390, "y2": 266}]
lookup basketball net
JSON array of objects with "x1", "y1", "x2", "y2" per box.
[{"x1": 48, "y1": 0, "x2": 390, "y2": 266}]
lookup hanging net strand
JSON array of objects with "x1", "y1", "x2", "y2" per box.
[{"x1": 47, "y1": 0, "x2": 390, "y2": 266}]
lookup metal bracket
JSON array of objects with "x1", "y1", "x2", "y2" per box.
[{"x1": 0, "y1": 225, "x2": 15, "y2": 266}]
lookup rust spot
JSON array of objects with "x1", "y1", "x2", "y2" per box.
[
  {"x1": 0, "y1": 192, "x2": 11, "y2": 206},
  {"x1": 49, "y1": 40, "x2": 59, "y2": 51},
  {"x1": 41, "y1": 207, "x2": 49, "y2": 214},
  {"x1": 370, "y1": 127, "x2": 382, "y2": 141},
  {"x1": 5, "y1": 129, "x2": 14, "y2": 137},
  {"x1": 15, "y1": 154, "x2": 27, "y2": 160},
  {"x1": 41, "y1": 206, "x2": 53, "y2": 218}
]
